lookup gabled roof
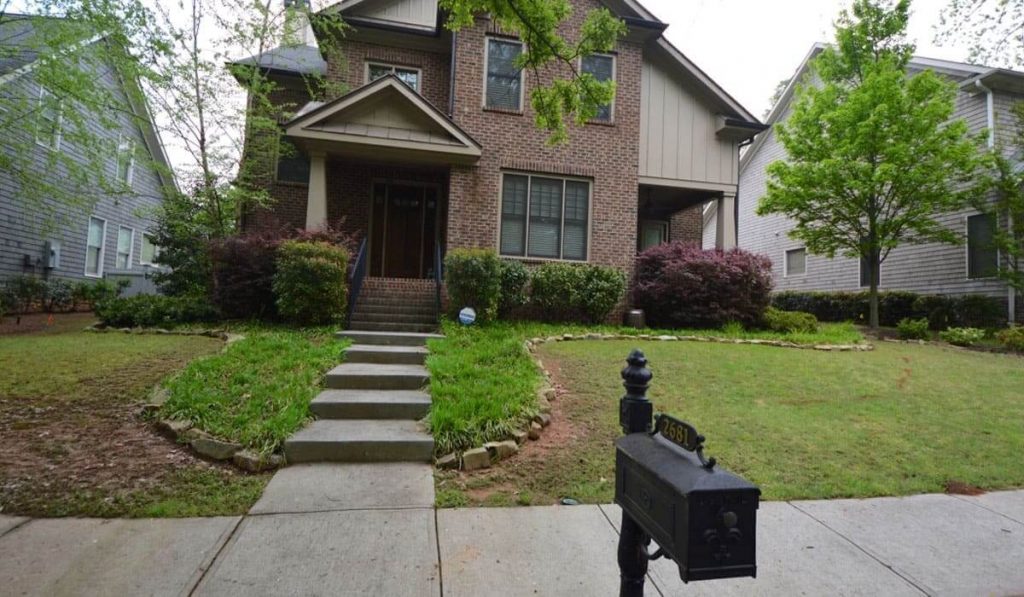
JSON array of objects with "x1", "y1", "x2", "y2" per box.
[
  {"x1": 740, "y1": 43, "x2": 1018, "y2": 173},
  {"x1": 230, "y1": 44, "x2": 327, "y2": 78},
  {"x1": 284, "y1": 74, "x2": 481, "y2": 163}
]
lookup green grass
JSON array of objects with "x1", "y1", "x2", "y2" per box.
[
  {"x1": 446, "y1": 339, "x2": 1024, "y2": 505},
  {"x1": 161, "y1": 326, "x2": 349, "y2": 455},
  {"x1": 426, "y1": 320, "x2": 863, "y2": 457}
]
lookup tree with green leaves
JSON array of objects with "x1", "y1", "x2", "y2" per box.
[
  {"x1": 758, "y1": 0, "x2": 982, "y2": 329},
  {"x1": 937, "y1": 0, "x2": 1023, "y2": 68},
  {"x1": 441, "y1": 0, "x2": 626, "y2": 144}
]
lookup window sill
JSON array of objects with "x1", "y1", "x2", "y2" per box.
[
  {"x1": 585, "y1": 119, "x2": 615, "y2": 127},
  {"x1": 84, "y1": 272, "x2": 103, "y2": 279},
  {"x1": 275, "y1": 180, "x2": 309, "y2": 188},
  {"x1": 483, "y1": 106, "x2": 524, "y2": 116}
]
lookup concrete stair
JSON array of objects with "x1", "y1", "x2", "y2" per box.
[
  {"x1": 347, "y1": 321, "x2": 438, "y2": 334},
  {"x1": 283, "y1": 329, "x2": 439, "y2": 465}
]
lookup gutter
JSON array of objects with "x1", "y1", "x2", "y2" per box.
[{"x1": 975, "y1": 78, "x2": 1016, "y2": 324}]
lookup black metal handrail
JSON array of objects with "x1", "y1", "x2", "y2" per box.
[
  {"x1": 434, "y1": 243, "x2": 443, "y2": 321},
  {"x1": 346, "y1": 237, "x2": 368, "y2": 329}
]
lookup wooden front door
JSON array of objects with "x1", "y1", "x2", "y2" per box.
[{"x1": 370, "y1": 182, "x2": 441, "y2": 279}]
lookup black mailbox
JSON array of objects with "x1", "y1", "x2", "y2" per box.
[
  {"x1": 614, "y1": 349, "x2": 760, "y2": 596},
  {"x1": 615, "y1": 416, "x2": 760, "y2": 582}
]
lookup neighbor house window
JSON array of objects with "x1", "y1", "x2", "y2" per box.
[
  {"x1": 276, "y1": 137, "x2": 310, "y2": 184},
  {"x1": 639, "y1": 221, "x2": 668, "y2": 251},
  {"x1": 366, "y1": 62, "x2": 421, "y2": 91},
  {"x1": 485, "y1": 38, "x2": 523, "y2": 111},
  {"x1": 785, "y1": 248, "x2": 806, "y2": 277},
  {"x1": 116, "y1": 226, "x2": 134, "y2": 269},
  {"x1": 85, "y1": 217, "x2": 106, "y2": 277},
  {"x1": 581, "y1": 53, "x2": 615, "y2": 122},
  {"x1": 967, "y1": 213, "x2": 998, "y2": 279},
  {"x1": 36, "y1": 87, "x2": 62, "y2": 150},
  {"x1": 500, "y1": 173, "x2": 589, "y2": 261},
  {"x1": 115, "y1": 134, "x2": 135, "y2": 185},
  {"x1": 140, "y1": 233, "x2": 159, "y2": 265}
]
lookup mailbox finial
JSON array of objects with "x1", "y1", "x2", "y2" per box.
[{"x1": 620, "y1": 349, "x2": 653, "y2": 434}]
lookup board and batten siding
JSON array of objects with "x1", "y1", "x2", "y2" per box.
[
  {"x1": 737, "y1": 83, "x2": 1018, "y2": 303},
  {"x1": 0, "y1": 50, "x2": 165, "y2": 286},
  {"x1": 639, "y1": 57, "x2": 737, "y2": 187},
  {"x1": 348, "y1": 0, "x2": 438, "y2": 29}
]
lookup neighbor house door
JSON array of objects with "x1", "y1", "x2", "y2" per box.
[{"x1": 370, "y1": 182, "x2": 441, "y2": 278}]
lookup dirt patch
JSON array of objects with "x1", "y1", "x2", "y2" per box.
[
  {"x1": 944, "y1": 480, "x2": 986, "y2": 496},
  {"x1": 0, "y1": 312, "x2": 96, "y2": 336}
]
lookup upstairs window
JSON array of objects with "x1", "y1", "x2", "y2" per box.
[
  {"x1": 140, "y1": 234, "x2": 159, "y2": 266},
  {"x1": 366, "y1": 62, "x2": 421, "y2": 92},
  {"x1": 784, "y1": 248, "x2": 806, "y2": 277},
  {"x1": 116, "y1": 226, "x2": 134, "y2": 269},
  {"x1": 581, "y1": 54, "x2": 615, "y2": 122},
  {"x1": 276, "y1": 137, "x2": 310, "y2": 184},
  {"x1": 115, "y1": 134, "x2": 135, "y2": 185},
  {"x1": 485, "y1": 38, "x2": 523, "y2": 111},
  {"x1": 36, "y1": 87, "x2": 62, "y2": 150},
  {"x1": 500, "y1": 173, "x2": 589, "y2": 261},
  {"x1": 967, "y1": 213, "x2": 998, "y2": 279}
]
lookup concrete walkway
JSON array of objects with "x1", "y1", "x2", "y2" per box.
[{"x1": 1, "y1": 489, "x2": 1022, "y2": 596}]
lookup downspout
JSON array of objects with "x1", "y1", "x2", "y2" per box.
[
  {"x1": 733, "y1": 137, "x2": 755, "y2": 249},
  {"x1": 448, "y1": 31, "x2": 457, "y2": 117},
  {"x1": 975, "y1": 79, "x2": 1015, "y2": 323}
]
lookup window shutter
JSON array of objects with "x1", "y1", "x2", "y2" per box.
[
  {"x1": 500, "y1": 175, "x2": 528, "y2": 255},
  {"x1": 528, "y1": 177, "x2": 563, "y2": 258}
]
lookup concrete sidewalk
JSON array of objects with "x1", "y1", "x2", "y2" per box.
[{"x1": 2, "y1": 489, "x2": 1022, "y2": 596}]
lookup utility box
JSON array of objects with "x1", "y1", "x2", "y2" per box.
[
  {"x1": 615, "y1": 414, "x2": 760, "y2": 583},
  {"x1": 43, "y1": 240, "x2": 61, "y2": 269}
]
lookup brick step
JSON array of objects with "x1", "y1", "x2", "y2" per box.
[
  {"x1": 351, "y1": 304, "x2": 438, "y2": 317},
  {"x1": 283, "y1": 419, "x2": 434, "y2": 463},
  {"x1": 355, "y1": 297, "x2": 436, "y2": 309},
  {"x1": 349, "y1": 312, "x2": 437, "y2": 325},
  {"x1": 310, "y1": 389, "x2": 431, "y2": 420},
  {"x1": 348, "y1": 321, "x2": 439, "y2": 334},
  {"x1": 344, "y1": 344, "x2": 428, "y2": 365},
  {"x1": 336, "y1": 330, "x2": 443, "y2": 346},
  {"x1": 325, "y1": 363, "x2": 429, "y2": 391}
]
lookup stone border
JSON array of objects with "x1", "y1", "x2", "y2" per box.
[
  {"x1": 85, "y1": 324, "x2": 237, "y2": 341},
  {"x1": 523, "y1": 332, "x2": 874, "y2": 353}
]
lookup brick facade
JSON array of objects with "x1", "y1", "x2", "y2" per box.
[
  {"x1": 326, "y1": 40, "x2": 451, "y2": 111},
  {"x1": 670, "y1": 206, "x2": 703, "y2": 245}
]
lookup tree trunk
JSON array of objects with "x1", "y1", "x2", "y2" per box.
[{"x1": 868, "y1": 251, "x2": 881, "y2": 329}]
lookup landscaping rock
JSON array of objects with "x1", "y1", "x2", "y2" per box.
[
  {"x1": 155, "y1": 419, "x2": 192, "y2": 438},
  {"x1": 435, "y1": 453, "x2": 459, "y2": 470},
  {"x1": 191, "y1": 436, "x2": 243, "y2": 461},
  {"x1": 538, "y1": 398, "x2": 552, "y2": 414},
  {"x1": 510, "y1": 430, "x2": 528, "y2": 445},
  {"x1": 542, "y1": 387, "x2": 556, "y2": 401},
  {"x1": 533, "y1": 413, "x2": 552, "y2": 428},
  {"x1": 233, "y1": 450, "x2": 283, "y2": 472},
  {"x1": 483, "y1": 440, "x2": 518, "y2": 461},
  {"x1": 462, "y1": 447, "x2": 491, "y2": 471},
  {"x1": 529, "y1": 422, "x2": 542, "y2": 440}
]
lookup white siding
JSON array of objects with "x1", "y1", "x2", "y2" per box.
[
  {"x1": 639, "y1": 57, "x2": 738, "y2": 186},
  {"x1": 349, "y1": 0, "x2": 438, "y2": 29}
]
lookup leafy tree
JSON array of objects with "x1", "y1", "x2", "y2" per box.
[
  {"x1": 758, "y1": 0, "x2": 982, "y2": 329},
  {"x1": 441, "y1": 0, "x2": 626, "y2": 144},
  {"x1": 764, "y1": 77, "x2": 791, "y2": 119},
  {"x1": 937, "y1": 0, "x2": 1023, "y2": 68}
]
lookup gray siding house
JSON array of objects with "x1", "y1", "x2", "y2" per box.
[
  {"x1": 733, "y1": 44, "x2": 1024, "y2": 323},
  {"x1": 0, "y1": 14, "x2": 173, "y2": 293}
]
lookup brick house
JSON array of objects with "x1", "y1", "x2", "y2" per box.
[{"x1": 234, "y1": 0, "x2": 762, "y2": 325}]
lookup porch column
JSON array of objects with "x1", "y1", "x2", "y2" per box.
[
  {"x1": 715, "y1": 193, "x2": 737, "y2": 250},
  {"x1": 305, "y1": 151, "x2": 327, "y2": 230}
]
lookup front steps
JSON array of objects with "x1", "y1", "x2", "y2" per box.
[
  {"x1": 284, "y1": 330, "x2": 438, "y2": 464},
  {"x1": 348, "y1": 278, "x2": 439, "y2": 333}
]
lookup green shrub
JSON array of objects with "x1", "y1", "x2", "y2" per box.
[
  {"x1": 896, "y1": 317, "x2": 930, "y2": 340},
  {"x1": 1, "y1": 275, "x2": 46, "y2": 313},
  {"x1": 444, "y1": 248, "x2": 501, "y2": 321},
  {"x1": 996, "y1": 326, "x2": 1024, "y2": 352},
  {"x1": 74, "y1": 279, "x2": 127, "y2": 306},
  {"x1": 95, "y1": 294, "x2": 218, "y2": 328},
  {"x1": 527, "y1": 263, "x2": 625, "y2": 323},
  {"x1": 40, "y1": 279, "x2": 75, "y2": 313},
  {"x1": 498, "y1": 259, "x2": 530, "y2": 318},
  {"x1": 578, "y1": 265, "x2": 626, "y2": 323},
  {"x1": 773, "y1": 291, "x2": 1004, "y2": 329},
  {"x1": 763, "y1": 307, "x2": 819, "y2": 333},
  {"x1": 938, "y1": 327, "x2": 986, "y2": 347},
  {"x1": 273, "y1": 240, "x2": 349, "y2": 325}
]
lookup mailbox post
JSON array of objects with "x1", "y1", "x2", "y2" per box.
[{"x1": 615, "y1": 349, "x2": 760, "y2": 597}]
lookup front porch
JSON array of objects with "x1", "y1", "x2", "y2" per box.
[{"x1": 637, "y1": 181, "x2": 737, "y2": 251}]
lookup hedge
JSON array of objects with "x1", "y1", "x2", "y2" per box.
[{"x1": 771, "y1": 291, "x2": 1004, "y2": 329}]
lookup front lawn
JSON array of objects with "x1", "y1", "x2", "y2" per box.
[
  {"x1": 160, "y1": 326, "x2": 349, "y2": 455},
  {"x1": 0, "y1": 317, "x2": 267, "y2": 517},
  {"x1": 436, "y1": 339, "x2": 1024, "y2": 505},
  {"x1": 426, "y1": 320, "x2": 863, "y2": 456}
]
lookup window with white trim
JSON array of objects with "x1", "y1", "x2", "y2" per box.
[
  {"x1": 140, "y1": 234, "x2": 159, "y2": 265},
  {"x1": 85, "y1": 217, "x2": 106, "y2": 277},
  {"x1": 784, "y1": 248, "x2": 806, "y2": 276},
  {"x1": 116, "y1": 226, "x2": 134, "y2": 269},
  {"x1": 967, "y1": 213, "x2": 998, "y2": 279},
  {"x1": 485, "y1": 38, "x2": 523, "y2": 111},
  {"x1": 36, "y1": 87, "x2": 62, "y2": 150},
  {"x1": 500, "y1": 173, "x2": 589, "y2": 261},
  {"x1": 366, "y1": 62, "x2": 420, "y2": 91},
  {"x1": 581, "y1": 53, "x2": 614, "y2": 122},
  {"x1": 115, "y1": 134, "x2": 135, "y2": 185}
]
